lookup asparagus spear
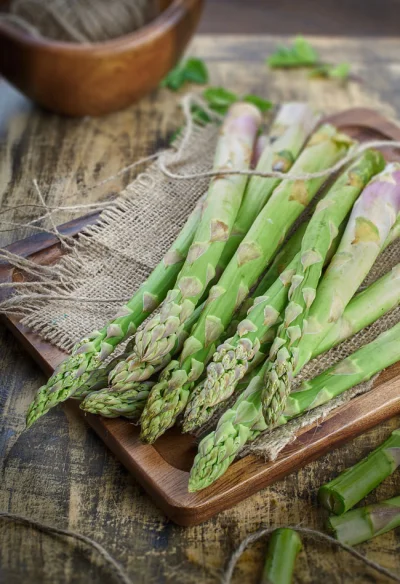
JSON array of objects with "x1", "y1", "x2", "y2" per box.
[
  {"x1": 263, "y1": 162, "x2": 400, "y2": 427},
  {"x1": 222, "y1": 221, "x2": 309, "y2": 341},
  {"x1": 318, "y1": 430, "x2": 400, "y2": 515},
  {"x1": 25, "y1": 195, "x2": 205, "y2": 428},
  {"x1": 185, "y1": 151, "x2": 384, "y2": 432},
  {"x1": 261, "y1": 528, "x2": 302, "y2": 584},
  {"x1": 316, "y1": 262, "x2": 400, "y2": 355},
  {"x1": 130, "y1": 103, "x2": 261, "y2": 368},
  {"x1": 81, "y1": 381, "x2": 154, "y2": 420},
  {"x1": 327, "y1": 496, "x2": 400, "y2": 546},
  {"x1": 218, "y1": 103, "x2": 320, "y2": 270},
  {"x1": 141, "y1": 124, "x2": 353, "y2": 443},
  {"x1": 188, "y1": 320, "x2": 400, "y2": 491},
  {"x1": 108, "y1": 302, "x2": 204, "y2": 387},
  {"x1": 182, "y1": 257, "x2": 297, "y2": 432}
]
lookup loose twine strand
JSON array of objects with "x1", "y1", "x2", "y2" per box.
[
  {"x1": 3, "y1": 512, "x2": 399, "y2": 584},
  {"x1": 222, "y1": 526, "x2": 400, "y2": 584},
  {"x1": 0, "y1": 511, "x2": 133, "y2": 584}
]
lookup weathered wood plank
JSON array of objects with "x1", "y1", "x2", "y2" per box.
[{"x1": 1, "y1": 35, "x2": 400, "y2": 583}]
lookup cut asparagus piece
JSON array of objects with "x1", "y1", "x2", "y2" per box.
[
  {"x1": 263, "y1": 162, "x2": 400, "y2": 427},
  {"x1": 318, "y1": 430, "x2": 400, "y2": 515},
  {"x1": 25, "y1": 195, "x2": 205, "y2": 428},
  {"x1": 261, "y1": 528, "x2": 302, "y2": 584},
  {"x1": 218, "y1": 103, "x2": 320, "y2": 270},
  {"x1": 108, "y1": 302, "x2": 204, "y2": 387},
  {"x1": 189, "y1": 320, "x2": 400, "y2": 491},
  {"x1": 141, "y1": 124, "x2": 353, "y2": 443},
  {"x1": 131, "y1": 103, "x2": 261, "y2": 370},
  {"x1": 327, "y1": 496, "x2": 400, "y2": 546},
  {"x1": 81, "y1": 381, "x2": 154, "y2": 420}
]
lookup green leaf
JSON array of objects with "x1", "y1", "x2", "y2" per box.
[
  {"x1": 243, "y1": 94, "x2": 273, "y2": 112},
  {"x1": 267, "y1": 35, "x2": 319, "y2": 68},
  {"x1": 191, "y1": 105, "x2": 212, "y2": 125},
  {"x1": 329, "y1": 62, "x2": 351, "y2": 80},
  {"x1": 309, "y1": 62, "x2": 351, "y2": 81},
  {"x1": 184, "y1": 58, "x2": 209, "y2": 84},
  {"x1": 160, "y1": 66, "x2": 186, "y2": 91},
  {"x1": 203, "y1": 87, "x2": 238, "y2": 109},
  {"x1": 160, "y1": 58, "x2": 209, "y2": 91}
]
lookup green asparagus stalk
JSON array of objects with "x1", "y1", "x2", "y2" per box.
[
  {"x1": 222, "y1": 221, "x2": 309, "y2": 341},
  {"x1": 318, "y1": 430, "x2": 400, "y2": 515},
  {"x1": 261, "y1": 528, "x2": 302, "y2": 584},
  {"x1": 262, "y1": 162, "x2": 400, "y2": 427},
  {"x1": 108, "y1": 302, "x2": 204, "y2": 388},
  {"x1": 327, "y1": 496, "x2": 400, "y2": 546},
  {"x1": 188, "y1": 320, "x2": 400, "y2": 491},
  {"x1": 81, "y1": 381, "x2": 154, "y2": 419},
  {"x1": 182, "y1": 257, "x2": 297, "y2": 432},
  {"x1": 25, "y1": 194, "x2": 206, "y2": 428},
  {"x1": 218, "y1": 103, "x2": 320, "y2": 270},
  {"x1": 316, "y1": 262, "x2": 400, "y2": 355},
  {"x1": 131, "y1": 103, "x2": 261, "y2": 371},
  {"x1": 262, "y1": 151, "x2": 386, "y2": 427},
  {"x1": 183, "y1": 208, "x2": 350, "y2": 432},
  {"x1": 141, "y1": 124, "x2": 353, "y2": 443}
]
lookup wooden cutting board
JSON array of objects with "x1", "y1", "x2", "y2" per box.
[{"x1": 1, "y1": 107, "x2": 400, "y2": 526}]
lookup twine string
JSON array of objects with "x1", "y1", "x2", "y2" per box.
[
  {"x1": 0, "y1": 511, "x2": 133, "y2": 584},
  {"x1": 222, "y1": 525, "x2": 400, "y2": 584}
]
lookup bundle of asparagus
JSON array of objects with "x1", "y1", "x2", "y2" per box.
[{"x1": 26, "y1": 100, "x2": 400, "y2": 499}]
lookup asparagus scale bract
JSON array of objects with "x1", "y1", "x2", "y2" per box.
[
  {"x1": 319, "y1": 430, "x2": 400, "y2": 515},
  {"x1": 262, "y1": 162, "x2": 400, "y2": 427},
  {"x1": 141, "y1": 124, "x2": 353, "y2": 443},
  {"x1": 189, "y1": 319, "x2": 400, "y2": 491},
  {"x1": 185, "y1": 150, "x2": 383, "y2": 432},
  {"x1": 81, "y1": 381, "x2": 155, "y2": 420},
  {"x1": 327, "y1": 496, "x2": 400, "y2": 546},
  {"x1": 25, "y1": 194, "x2": 205, "y2": 428}
]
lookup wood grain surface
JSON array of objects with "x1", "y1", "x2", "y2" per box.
[{"x1": 1, "y1": 35, "x2": 400, "y2": 583}]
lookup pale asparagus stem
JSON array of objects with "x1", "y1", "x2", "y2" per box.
[
  {"x1": 261, "y1": 528, "x2": 302, "y2": 584},
  {"x1": 80, "y1": 381, "x2": 155, "y2": 419},
  {"x1": 327, "y1": 496, "x2": 400, "y2": 546},
  {"x1": 25, "y1": 195, "x2": 205, "y2": 428},
  {"x1": 262, "y1": 150, "x2": 386, "y2": 427},
  {"x1": 294, "y1": 163, "x2": 400, "y2": 374},
  {"x1": 316, "y1": 262, "x2": 400, "y2": 355},
  {"x1": 140, "y1": 124, "x2": 353, "y2": 443},
  {"x1": 318, "y1": 430, "x2": 400, "y2": 515},
  {"x1": 218, "y1": 103, "x2": 320, "y2": 270},
  {"x1": 189, "y1": 320, "x2": 400, "y2": 491},
  {"x1": 131, "y1": 102, "x2": 262, "y2": 372},
  {"x1": 108, "y1": 302, "x2": 204, "y2": 388}
]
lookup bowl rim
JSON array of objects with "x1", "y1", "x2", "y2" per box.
[{"x1": 0, "y1": 0, "x2": 201, "y2": 54}]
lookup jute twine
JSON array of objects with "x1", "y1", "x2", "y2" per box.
[
  {"x1": 0, "y1": 0, "x2": 158, "y2": 43},
  {"x1": 2, "y1": 513, "x2": 399, "y2": 583},
  {"x1": 222, "y1": 525, "x2": 400, "y2": 584},
  {"x1": 1, "y1": 92, "x2": 400, "y2": 457}
]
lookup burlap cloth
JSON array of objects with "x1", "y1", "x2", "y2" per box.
[{"x1": 1, "y1": 114, "x2": 400, "y2": 461}]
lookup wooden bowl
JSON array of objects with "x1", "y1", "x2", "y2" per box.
[{"x1": 0, "y1": 0, "x2": 204, "y2": 116}]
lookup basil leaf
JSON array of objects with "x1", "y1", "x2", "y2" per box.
[
  {"x1": 184, "y1": 58, "x2": 209, "y2": 84},
  {"x1": 267, "y1": 35, "x2": 319, "y2": 68},
  {"x1": 243, "y1": 94, "x2": 273, "y2": 112}
]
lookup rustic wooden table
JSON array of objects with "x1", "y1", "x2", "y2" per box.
[{"x1": 1, "y1": 35, "x2": 400, "y2": 584}]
